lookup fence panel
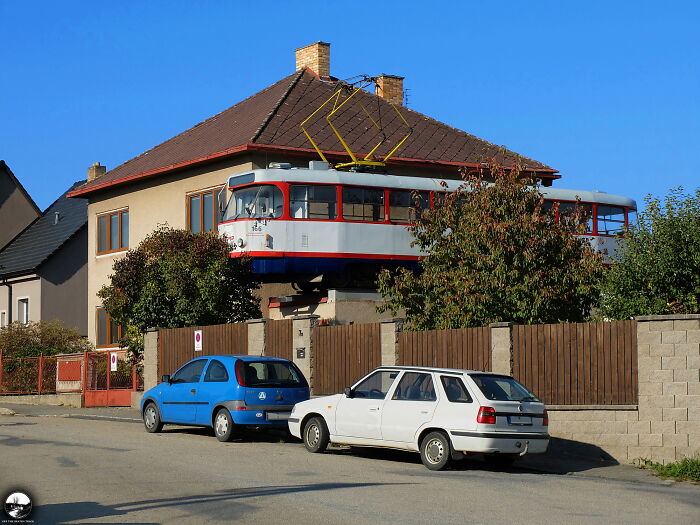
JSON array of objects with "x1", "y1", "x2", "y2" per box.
[
  {"x1": 512, "y1": 320, "x2": 637, "y2": 405},
  {"x1": 265, "y1": 320, "x2": 293, "y2": 360},
  {"x1": 313, "y1": 323, "x2": 381, "y2": 395},
  {"x1": 0, "y1": 354, "x2": 85, "y2": 395},
  {"x1": 158, "y1": 323, "x2": 248, "y2": 376},
  {"x1": 397, "y1": 327, "x2": 491, "y2": 371}
]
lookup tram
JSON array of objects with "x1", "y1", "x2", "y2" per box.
[{"x1": 218, "y1": 161, "x2": 636, "y2": 288}]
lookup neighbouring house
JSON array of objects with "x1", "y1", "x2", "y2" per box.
[
  {"x1": 67, "y1": 42, "x2": 557, "y2": 347},
  {"x1": 0, "y1": 181, "x2": 88, "y2": 335},
  {"x1": 0, "y1": 160, "x2": 41, "y2": 251}
]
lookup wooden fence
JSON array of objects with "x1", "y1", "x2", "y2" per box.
[
  {"x1": 265, "y1": 320, "x2": 293, "y2": 360},
  {"x1": 312, "y1": 323, "x2": 382, "y2": 395},
  {"x1": 398, "y1": 327, "x2": 491, "y2": 371},
  {"x1": 512, "y1": 320, "x2": 637, "y2": 405},
  {"x1": 158, "y1": 323, "x2": 248, "y2": 376}
]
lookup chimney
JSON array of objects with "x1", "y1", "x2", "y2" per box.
[
  {"x1": 87, "y1": 162, "x2": 106, "y2": 182},
  {"x1": 375, "y1": 74, "x2": 404, "y2": 106},
  {"x1": 295, "y1": 42, "x2": 331, "y2": 77}
]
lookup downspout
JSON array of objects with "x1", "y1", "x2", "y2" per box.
[{"x1": 1, "y1": 279, "x2": 11, "y2": 324}]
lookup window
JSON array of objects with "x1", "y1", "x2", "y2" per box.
[
  {"x1": 290, "y1": 185, "x2": 337, "y2": 220},
  {"x1": 352, "y1": 370, "x2": 399, "y2": 399},
  {"x1": 204, "y1": 360, "x2": 229, "y2": 382},
  {"x1": 17, "y1": 298, "x2": 29, "y2": 324},
  {"x1": 440, "y1": 376, "x2": 472, "y2": 403},
  {"x1": 243, "y1": 361, "x2": 308, "y2": 387},
  {"x1": 224, "y1": 185, "x2": 284, "y2": 221},
  {"x1": 0, "y1": 311, "x2": 6, "y2": 328},
  {"x1": 392, "y1": 372, "x2": 436, "y2": 401},
  {"x1": 171, "y1": 360, "x2": 207, "y2": 384},
  {"x1": 596, "y1": 205, "x2": 626, "y2": 235},
  {"x1": 470, "y1": 374, "x2": 539, "y2": 402},
  {"x1": 389, "y1": 190, "x2": 429, "y2": 223},
  {"x1": 557, "y1": 202, "x2": 593, "y2": 233},
  {"x1": 342, "y1": 187, "x2": 384, "y2": 222},
  {"x1": 188, "y1": 187, "x2": 223, "y2": 233},
  {"x1": 97, "y1": 209, "x2": 129, "y2": 254},
  {"x1": 96, "y1": 308, "x2": 124, "y2": 347}
]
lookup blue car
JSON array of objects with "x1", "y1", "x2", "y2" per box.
[{"x1": 140, "y1": 355, "x2": 310, "y2": 441}]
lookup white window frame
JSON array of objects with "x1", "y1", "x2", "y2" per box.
[{"x1": 17, "y1": 297, "x2": 29, "y2": 324}]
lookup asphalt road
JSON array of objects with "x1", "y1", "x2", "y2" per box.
[{"x1": 0, "y1": 407, "x2": 698, "y2": 525}]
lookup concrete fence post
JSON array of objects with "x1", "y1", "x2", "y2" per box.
[
  {"x1": 380, "y1": 318, "x2": 404, "y2": 367},
  {"x1": 292, "y1": 315, "x2": 320, "y2": 394},
  {"x1": 489, "y1": 322, "x2": 514, "y2": 375},
  {"x1": 142, "y1": 327, "x2": 160, "y2": 392},
  {"x1": 246, "y1": 318, "x2": 268, "y2": 356}
]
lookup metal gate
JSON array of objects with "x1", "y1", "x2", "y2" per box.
[{"x1": 83, "y1": 351, "x2": 140, "y2": 407}]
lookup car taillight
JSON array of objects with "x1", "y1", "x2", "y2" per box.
[
  {"x1": 477, "y1": 406, "x2": 496, "y2": 424},
  {"x1": 235, "y1": 360, "x2": 246, "y2": 387},
  {"x1": 542, "y1": 409, "x2": 549, "y2": 426}
]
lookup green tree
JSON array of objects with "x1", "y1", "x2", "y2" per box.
[
  {"x1": 599, "y1": 188, "x2": 700, "y2": 319},
  {"x1": 0, "y1": 320, "x2": 93, "y2": 358},
  {"x1": 98, "y1": 227, "x2": 261, "y2": 358},
  {"x1": 377, "y1": 162, "x2": 603, "y2": 329}
]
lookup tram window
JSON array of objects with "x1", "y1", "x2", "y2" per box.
[
  {"x1": 342, "y1": 187, "x2": 384, "y2": 222},
  {"x1": 290, "y1": 185, "x2": 337, "y2": 220},
  {"x1": 558, "y1": 202, "x2": 593, "y2": 233},
  {"x1": 596, "y1": 205, "x2": 626, "y2": 235},
  {"x1": 224, "y1": 185, "x2": 284, "y2": 220},
  {"x1": 389, "y1": 190, "x2": 429, "y2": 222}
]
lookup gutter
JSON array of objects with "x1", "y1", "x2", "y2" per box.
[{"x1": 67, "y1": 143, "x2": 559, "y2": 199}]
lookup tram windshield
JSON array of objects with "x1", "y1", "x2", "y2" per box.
[{"x1": 224, "y1": 185, "x2": 284, "y2": 221}]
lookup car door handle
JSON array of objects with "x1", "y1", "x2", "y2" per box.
[
  {"x1": 420, "y1": 410, "x2": 428, "y2": 414},
  {"x1": 369, "y1": 407, "x2": 379, "y2": 412},
  {"x1": 190, "y1": 389, "x2": 197, "y2": 394}
]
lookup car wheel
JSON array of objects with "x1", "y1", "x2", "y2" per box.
[
  {"x1": 303, "y1": 417, "x2": 330, "y2": 453},
  {"x1": 485, "y1": 453, "x2": 518, "y2": 468},
  {"x1": 143, "y1": 402, "x2": 163, "y2": 433},
  {"x1": 420, "y1": 431, "x2": 452, "y2": 471},
  {"x1": 214, "y1": 408, "x2": 235, "y2": 442}
]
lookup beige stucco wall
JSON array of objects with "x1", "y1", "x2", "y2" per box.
[
  {"x1": 86, "y1": 157, "x2": 255, "y2": 345},
  {"x1": 0, "y1": 276, "x2": 41, "y2": 324}
]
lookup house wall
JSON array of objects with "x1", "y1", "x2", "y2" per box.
[
  {"x1": 0, "y1": 169, "x2": 40, "y2": 250},
  {"x1": 86, "y1": 157, "x2": 255, "y2": 345},
  {"x1": 39, "y1": 226, "x2": 88, "y2": 335},
  {"x1": 0, "y1": 276, "x2": 41, "y2": 324}
]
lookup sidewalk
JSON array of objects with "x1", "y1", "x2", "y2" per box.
[{"x1": 0, "y1": 402, "x2": 686, "y2": 486}]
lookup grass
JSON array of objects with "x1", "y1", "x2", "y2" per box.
[{"x1": 638, "y1": 454, "x2": 700, "y2": 483}]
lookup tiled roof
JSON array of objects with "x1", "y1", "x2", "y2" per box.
[
  {"x1": 0, "y1": 181, "x2": 87, "y2": 278},
  {"x1": 69, "y1": 70, "x2": 557, "y2": 197}
]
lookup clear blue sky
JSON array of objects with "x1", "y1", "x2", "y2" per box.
[{"x1": 1, "y1": 1, "x2": 698, "y2": 211}]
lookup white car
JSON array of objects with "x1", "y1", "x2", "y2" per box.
[{"x1": 288, "y1": 366, "x2": 549, "y2": 470}]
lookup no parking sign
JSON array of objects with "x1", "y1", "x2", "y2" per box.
[
  {"x1": 194, "y1": 330, "x2": 203, "y2": 352},
  {"x1": 110, "y1": 352, "x2": 118, "y2": 372}
]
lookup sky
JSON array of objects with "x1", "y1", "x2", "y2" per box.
[{"x1": 1, "y1": 1, "x2": 698, "y2": 212}]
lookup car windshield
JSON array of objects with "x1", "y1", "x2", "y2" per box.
[
  {"x1": 224, "y1": 184, "x2": 284, "y2": 221},
  {"x1": 244, "y1": 361, "x2": 308, "y2": 388},
  {"x1": 469, "y1": 374, "x2": 540, "y2": 402}
]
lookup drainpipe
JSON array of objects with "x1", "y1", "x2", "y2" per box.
[{"x1": 1, "y1": 277, "x2": 10, "y2": 324}]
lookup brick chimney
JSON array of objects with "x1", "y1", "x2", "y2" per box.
[
  {"x1": 295, "y1": 42, "x2": 331, "y2": 77},
  {"x1": 375, "y1": 74, "x2": 404, "y2": 106},
  {"x1": 87, "y1": 162, "x2": 106, "y2": 182}
]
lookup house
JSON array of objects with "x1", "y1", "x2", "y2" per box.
[
  {"x1": 0, "y1": 160, "x2": 41, "y2": 251},
  {"x1": 0, "y1": 181, "x2": 88, "y2": 335},
  {"x1": 67, "y1": 42, "x2": 557, "y2": 347}
]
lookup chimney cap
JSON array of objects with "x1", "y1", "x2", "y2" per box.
[
  {"x1": 294, "y1": 41, "x2": 330, "y2": 52},
  {"x1": 378, "y1": 73, "x2": 405, "y2": 80}
]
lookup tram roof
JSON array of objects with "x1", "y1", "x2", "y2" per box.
[{"x1": 229, "y1": 168, "x2": 637, "y2": 209}]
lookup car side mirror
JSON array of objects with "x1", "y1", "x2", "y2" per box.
[
  {"x1": 161, "y1": 374, "x2": 171, "y2": 384},
  {"x1": 344, "y1": 387, "x2": 354, "y2": 398}
]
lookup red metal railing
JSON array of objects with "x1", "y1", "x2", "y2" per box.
[{"x1": 0, "y1": 353, "x2": 83, "y2": 395}]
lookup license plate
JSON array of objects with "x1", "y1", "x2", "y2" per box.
[
  {"x1": 266, "y1": 411, "x2": 291, "y2": 421},
  {"x1": 508, "y1": 415, "x2": 532, "y2": 425}
]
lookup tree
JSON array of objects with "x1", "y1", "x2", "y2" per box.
[
  {"x1": 377, "y1": 162, "x2": 603, "y2": 329},
  {"x1": 98, "y1": 228, "x2": 261, "y2": 358},
  {"x1": 0, "y1": 320, "x2": 93, "y2": 357},
  {"x1": 599, "y1": 188, "x2": 700, "y2": 319}
]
